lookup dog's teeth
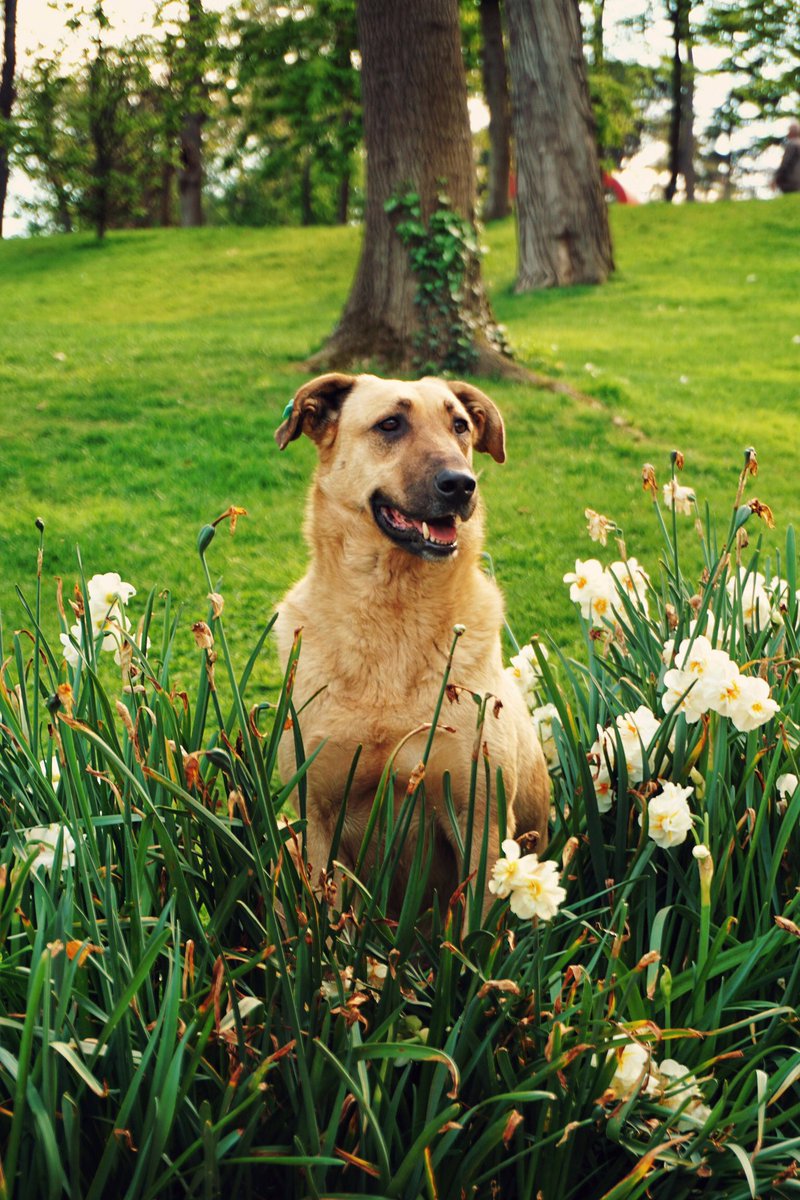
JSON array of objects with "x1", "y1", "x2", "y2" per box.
[{"x1": 422, "y1": 522, "x2": 430, "y2": 540}]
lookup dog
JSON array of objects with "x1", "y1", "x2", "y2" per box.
[{"x1": 274, "y1": 373, "x2": 549, "y2": 911}]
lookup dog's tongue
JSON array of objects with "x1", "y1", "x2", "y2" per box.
[{"x1": 415, "y1": 517, "x2": 457, "y2": 545}]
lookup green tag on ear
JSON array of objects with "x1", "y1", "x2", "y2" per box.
[{"x1": 282, "y1": 401, "x2": 294, "y2": 420}]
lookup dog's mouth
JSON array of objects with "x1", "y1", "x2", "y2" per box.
[{"x1": 371, "y1": 495, "x2": 460, "y2": 559}]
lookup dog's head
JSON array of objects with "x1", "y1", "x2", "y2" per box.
[{"x1": 275, "y1": 373, "x2": 505, "y2": 561}]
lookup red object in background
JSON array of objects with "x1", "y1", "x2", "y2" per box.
[
  {"x1": 508, "y1": 170, "x2": 637, "y2": 204},
  {"x1": 602, "y1": 171, "x2": 637, "y2": 204}
]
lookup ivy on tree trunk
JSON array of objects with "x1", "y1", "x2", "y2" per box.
[{"x1": 309, "y1": 0, "x2": 509, "y2": 375}]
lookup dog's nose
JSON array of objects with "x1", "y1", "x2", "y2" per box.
[{"x1": 434, "y1": 468, "x2": 477, "y2": 506}]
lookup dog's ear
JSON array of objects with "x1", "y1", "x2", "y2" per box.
[
  {"x1": 275, "y1": 373, "x2": 357, "y2": 450},
  {"x1": 446, "y1": 382, "x2": 506, "y2": 464}
]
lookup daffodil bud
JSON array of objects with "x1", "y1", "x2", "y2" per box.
[{"x1": 197, "y1": 524, "x2": 215, "y2": 554}]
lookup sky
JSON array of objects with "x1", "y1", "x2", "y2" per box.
[{"x1": 4, "y1": 0, "x2": 784, "y2": 236}]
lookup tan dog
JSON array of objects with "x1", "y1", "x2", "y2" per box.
[{"x1": 274, "y1": 373, "x2": 549, "y2": 910}]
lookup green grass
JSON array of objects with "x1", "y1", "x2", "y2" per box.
[{"x1": 1, "y1": 199, "x2": 799, "y2": 682}]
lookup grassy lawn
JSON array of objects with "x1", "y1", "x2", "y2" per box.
[{"x1": 1, "y1": 198, "x2": 798, "y2": 681}]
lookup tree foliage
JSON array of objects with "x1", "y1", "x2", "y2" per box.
[
  {"x1": 223, "y1": 0, "x2": 361, "y2": 227},
  {"x1": 703, "y1": 0, "x2": 800, "y2": 120}
]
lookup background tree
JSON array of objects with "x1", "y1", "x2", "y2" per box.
[
  {"x1": 664, "y1": 0, "x2": 696, "y2": 201},
  {"x1": 504, "y1": 0, "x2": 613, "y2": 290},
  {"x1": 163, "y1": 0, "x2": 218, "y2": 227},
  {"x1": 227, "y1": 0, "x2": 360, "y2": 227},
  {"x1": 479, "y1": 0, "x2": 512, "y2": 221},
  {"x1": 702, "y1": 0, "x2": 800, "y2": 173},
  {"x1": 310, "y1": 0, "x2": 508, "y2": 373},
  {"x1": 14, "y1": 57, "x2": 87, "y2": 233},
  {"x1": 0, "y1": 0, "x2": 17, "y2": 236}
]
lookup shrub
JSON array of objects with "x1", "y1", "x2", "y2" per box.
[{"x1": 0, "y1": 452, "x2": 798, "y2": 1199}]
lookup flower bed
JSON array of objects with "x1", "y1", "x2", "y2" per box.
[{"x1": 0, "y1": 456, "x2": 798, "y2": 1199}]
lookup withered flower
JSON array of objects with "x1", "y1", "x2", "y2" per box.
[
  {"x1": 192, "y1": 621, "x2": 214, "y2": 650},
  {"x1": 641, "y1": 463, "x2": 658, "y2": 497}
]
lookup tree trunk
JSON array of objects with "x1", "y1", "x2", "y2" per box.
[
  {"x1": 591, "y1": 0, "x2": 605, "y2": 68},
  {"x1": 665, "y1": 0, "x2": 693, "y2": 203},
  {"x1": 177, "y1": 0, "x2": 205, "y2": 227},
  {"x1": 336, "y1": 156, "x2": 351, "y2": 226},
  {"x1": 160, "y1": 158, "x2": 175, "y2": 225},
  {"x1": 0, "y1": 0, "x2": 18, "y2": 238},
  {"x1": 480, "y1": 0, "x2": 512, "y2": 221},
  {"x1": 178, "y1": 111, "x2": 203, "y2": 226},
  {"x1": 309, "y1": 0, "x2": 506, "y2": 374},
  {"x1": 505, "y1": 0, "x2": 613, "y2": 291},
  {"x1": 678, "y1": 39, "x2": 695, "y2": 201},
  {"x1": 300, "y1": 154, "x2": 314, "y2": 226}
]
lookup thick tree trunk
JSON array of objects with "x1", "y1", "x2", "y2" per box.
[
  {"x1": 505, "y1": 0, "x2": 613, "y2": 291},
  {"x1": 480, "y1": 0, "x2": 511, "y2": 222},
  {"x1": 0, "y1": 0, "x2": 18, "y2": 238},
  {"x1": 310, "y1": 0, "x2": 506, "y2": 374}
]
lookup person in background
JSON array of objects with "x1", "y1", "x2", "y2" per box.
[{"x1": 774, "y1": 121, "x2": 800, "y2": 194}]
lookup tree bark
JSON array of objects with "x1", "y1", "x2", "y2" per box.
[
  {"x1": 178, "y1": 111, "x2": 204, "y2": 226},
  {"x1": 505, "y1": 0, "x2": 613, "y2": 291},
  {"x1": 679, "y1": 39, "x2": 695, "y2": 201},
  {"x1": 309, "y1": 0, "x2": 506, "y2": 374},
  {"x1": 177, "y1": 0, "x2": 205, "y2": 227},
  {"x1": 480, "y1": 0, "x2": 512, "y2": 221},
  {"x1": 0, "y1": 0, "x2": 18, "y2": 238},
  {"x1": 665, "y1": 0, "x2": 694, "y2": 202}
]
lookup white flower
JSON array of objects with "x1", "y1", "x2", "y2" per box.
[
  {"x1": 40, "y1": 756, "x2": 61, "y2": 787},
  {"x1": 729, "y1": 674, "x2": 780, "y2": 732},
  {"x1": 608, "y1": 558, "x2": 650, "y2": 614},
  {"x1": 531, "y1": 703, "x2": 560, "y2": 765},
  {"x1": 777, "y1": 773, "x2": 798, "y2": 801},
  {"x1": 591, "y1": 754, "x2": 614, "y2": 813},
  {"x1": 60, "y1": 624, "x2": 83, "y2": 667},
  {"x1": 656, "y1": 1059, "x2": 712, "y2": 1127},
  {"x1": 641, "y1": 781, "x2": 694, "y2": 848},
  {"x1": 488, "y1": 839, "x2": 539, "y2": 899},
  {"x1": 20, "y1": 824, "x2": 76, "y2": 873},
  {"x1": 507, "y1": 858, "x2": 566, "y2": 921},
  {"x1": 610, "y1": 1042, "x2": 659, "y2": 1099},
  {"x1": 616, "y1": 706, "x2": 661, "y2": 778},
  {"x1": 702, "y1": 656, "x2": 743, "y2": 720},
  {"x1": 563, "y1": 558, "x2": 606, "y2": 618},
  {"x1": 87, "y1": 572, "x2": 137, "y2": 610},
  {"x1": 508, "y1": 643, "x2": 546, "y2": 708},
  {"x1": 585, "y1": 508, "x2": 613, "y2": 546},
  {"x1": 726, "y1": 569, "x2": 770, "y2": 629},
  {"x1": 596, "y1": 706, "x2": 663, "y2": 783},
  {"x1": 662, "y1": 637, "x2": 737, "y2": 723},
  {"x1": 692, "y1": 844, "x2": 712, "y2": 861},
  {"x1": 663, "y1": 479, "x2": 696, "y2": 515},
  {"x1": 88, "y1": 608, "x2": 133, "y2": 654}
]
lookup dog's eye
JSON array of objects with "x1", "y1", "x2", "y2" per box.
[
  {"x1": 376, "y1": 416, "x2": 402, "y2": 434},
  {"x1": 453, "y1": 418, "x2": 470, "y2": 435}
]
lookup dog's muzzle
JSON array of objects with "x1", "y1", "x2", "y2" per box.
[{"x1": 370, "y1": 469, "x2": 477, "y2": 560}]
